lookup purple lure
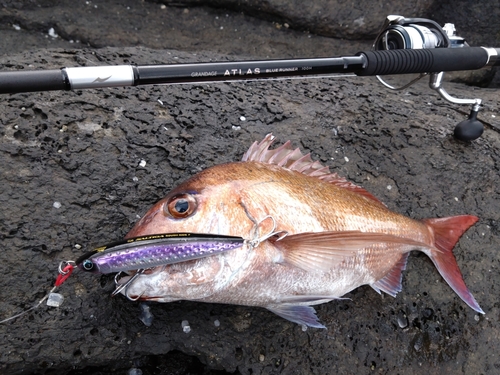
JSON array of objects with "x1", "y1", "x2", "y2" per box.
[{"x1": 77, "y1": 233, "x2": 244, "y2": 273}]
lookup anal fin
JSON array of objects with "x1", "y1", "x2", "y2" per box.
[
  {"x1": 266, "y1": 304, "x2": 326, "y2": 329},
  {"x1": 371, "y1": 253, "x2": 409, "y2": 297}
]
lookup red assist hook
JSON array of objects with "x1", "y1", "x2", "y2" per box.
[{"x1": 55, "y1": 261, "x2": 75, "y2": 287}]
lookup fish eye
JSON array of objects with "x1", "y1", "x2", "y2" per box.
[{"x1": 165, "y1": 193, "x2": 197, "y2": 219}]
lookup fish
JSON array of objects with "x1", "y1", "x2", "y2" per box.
[{"x1": 118, "y1": 134, "x2": 482, "y2": 328}]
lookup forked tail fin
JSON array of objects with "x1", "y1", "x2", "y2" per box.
[{"x1": 424, "y1": 215, "x2": 483, "y2": 313}]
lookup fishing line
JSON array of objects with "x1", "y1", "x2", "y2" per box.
[{"x1": 0, "y1": 261, "x2": 75, "y2": 324}]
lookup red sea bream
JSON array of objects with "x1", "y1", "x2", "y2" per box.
[{"x1": 119, "y1": 134, "x2": 482, "y2": 328}]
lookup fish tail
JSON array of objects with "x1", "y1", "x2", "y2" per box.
[{"x1": 423, "y1": 215, "x2": 483, "y2": 314}]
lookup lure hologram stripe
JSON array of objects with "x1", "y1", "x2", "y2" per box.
[
  {"x1": 85, "y1": 234, "x2": 244, "y2": 273},
  {"x1": 96, "y1": 232, "x2": 241, "y2": 252}
]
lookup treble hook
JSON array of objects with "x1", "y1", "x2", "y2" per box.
[
  {"x1": 112, "y1": 269, "x2": 146, "y2": 300},
  {"x1": 247, "y1": 215, "x2": 288, "y2": 248}
]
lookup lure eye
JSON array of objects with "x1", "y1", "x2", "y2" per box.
[
  {"x1": 165, "y1": 193, "x2": 197, "y2": 219},
  {"x1": 82, "y1": 259, "x2": 95, "y2": 271}
]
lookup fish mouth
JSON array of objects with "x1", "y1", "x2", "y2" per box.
[
  {"x1": 115, "y1": 267, "x2": 158, "y2": 282},
  {"x1": 113, "y1": 267, "x2": 161, "y2": 300}
]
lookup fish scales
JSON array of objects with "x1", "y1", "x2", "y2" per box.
[{"x1": 118, "y1": 134, "x2": 482, "y2": 328}]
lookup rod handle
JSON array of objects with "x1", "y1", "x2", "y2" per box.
[
  {"x1": 357, "y1": 47, "x2": 499, "y2": 76},
  {"x1": 0, "y1": 69, "x2": 68, "y2": 93}
]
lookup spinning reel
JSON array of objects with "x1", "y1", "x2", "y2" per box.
[{"x1": 373, "y1": 15, "x2": 486, "y2": 141}]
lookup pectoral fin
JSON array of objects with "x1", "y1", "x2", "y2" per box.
[
  {"x1": 279, "y1": 295, "x2": 347, "y2": 304},
  {"x1": 272, "y1": 231, "x2": 427, "y2": 273}
]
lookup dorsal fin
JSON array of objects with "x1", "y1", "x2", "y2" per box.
[{"x1": 242, "y1": 133, "x2": 384, "y2": 204}]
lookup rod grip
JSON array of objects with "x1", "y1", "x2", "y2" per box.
[
  {"x1": 0, "y1": 69, "x2": 68, "y2": 94},
  {"x1": 357, "y1": 47, "x2": 490, "y2": 76}
]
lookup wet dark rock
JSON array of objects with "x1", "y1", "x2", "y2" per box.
[
  {"x1": 1, "y1": 45, "x2": 499, "y2": 375},
  {"x1": 154, "y1": 0, "x2": 434, "y2": 39}
]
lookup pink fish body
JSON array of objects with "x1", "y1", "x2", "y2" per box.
[{"x1": 121, "y1": 134, "x2": 482, "y2": 328}]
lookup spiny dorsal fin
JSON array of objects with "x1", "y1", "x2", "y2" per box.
[{"x1": 242, "y1": 133, "x2": 383, "y2": 204}]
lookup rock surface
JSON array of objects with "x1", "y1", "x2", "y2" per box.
[{"x1": 1, "y1": 1, "x2": 500, "y2": 375}]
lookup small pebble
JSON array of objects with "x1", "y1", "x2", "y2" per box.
[
  {"x1": 139, "y1": 303, "x2": 154, "y2": 327},
  {"x1": 46, "y1": 292, "x2": 64, "y2": 307},
  {"x1": 132, "y1": 176, "x2": 139, "y2": 182},
  {"x1": 74, "y1": 244, "x2": 82, "y2": 250},
  {"x1": 128, "y1": 369, "x2": 143, "y2": 375},
  {"x1": 181, "y1": 320, "x2": 191, "y2": 333},
  {"x1": 239, "y1": 116, "x2": 246, "y2": 121},
  {"x1": 413, "y1": 336, "x2": 423, "y2": 351},
  {"x1": 13, "y1": 24, "x2": 21, "y2": 31},
  {"x1": 53, "y1": 201, "x2": 61, "y2": 209},
  {"x1": 214, "y1": 319, "x2": 220, "y2": 327},
  {"x1": 48, "y1": 28, "x2": 58, "y2": 38},
  {"x1": 139, "y1": 159, "x2": 147, "y2": 168},
  {"x1": 422, "y1": 308, "x2": 433, "y2": 319},
  {"x1": 344, "y1": 156, "x2": 349, "y2": 162},
  {"x1": 397, "y1": 311, "x2": 408, "y2": 328}
]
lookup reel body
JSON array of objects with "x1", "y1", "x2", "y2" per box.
[{"x1": 373, "y1": 15, "x2": 484, "y2": 141}]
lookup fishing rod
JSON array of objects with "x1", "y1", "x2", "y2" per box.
[
  {"x1": 0, "y1": 15, "x2": 499, "y2": 140},
  {"x1": 0, "y1": 48, "x2": 496, "y2": 93}
]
